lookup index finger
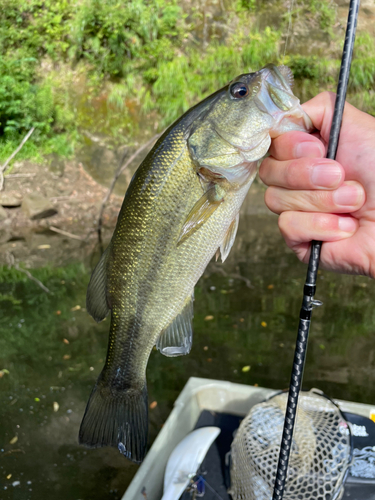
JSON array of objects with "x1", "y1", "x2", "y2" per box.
[{"x1": 268, "y1": 131, "x2": 325, "y2": 161}]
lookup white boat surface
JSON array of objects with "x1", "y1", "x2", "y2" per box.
[{"x1": 122, "y1": 377, "x2": 375, "y2": 500}]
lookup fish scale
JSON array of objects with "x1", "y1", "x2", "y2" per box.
[{"x1": 79, "y1": 64, "x2": 312, "y2": 463}]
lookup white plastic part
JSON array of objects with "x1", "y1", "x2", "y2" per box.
[{"x1": 161, "y1": 426, "x2": 221, "y2": 500}]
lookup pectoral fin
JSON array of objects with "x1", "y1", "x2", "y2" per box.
[
  {"x1": 219, "y1": 213, "x2": 239, "y2": 263},
  {"x1": 156, "y1": 295, "x2": 194, "y2": 357},
  {"x1": 178, "y1": 186, "x2": 224, "y2": 245}
]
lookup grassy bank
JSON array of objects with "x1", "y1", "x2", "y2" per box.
[{"x1": 1, "y1": 0, "x2": 374, "y2": 166}]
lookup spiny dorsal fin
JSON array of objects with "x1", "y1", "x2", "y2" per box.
[
  {"x1": 220, "y1": 213, "x2": 239, "y2": 263},
  {"x1": 178, "y1": 186, "x2": 224, "y2": 245},
  {"x1": 86, "y1": 246, "x2": 111, "y2": 322},
  {"x1": 278, "y1": 65, "x2": 294, "y2": 88},
  {"x1": 156, "y1": 295, "x2": 194, "y2": 357}
]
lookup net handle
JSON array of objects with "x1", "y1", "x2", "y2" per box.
[{"x1": 272, "y1": 1, "x2": 360, "y2": 499}]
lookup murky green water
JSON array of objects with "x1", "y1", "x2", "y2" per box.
[{"x1": 1, "y1": 207, "x2": 375, "y2": 499}]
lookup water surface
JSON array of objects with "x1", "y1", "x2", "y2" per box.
[{"x1": 1, "y1": 199, "x2": 375, "y2": 499}]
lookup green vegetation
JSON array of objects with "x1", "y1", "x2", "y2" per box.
[
  {"x1": 0, "y1": 0, "x2": 374, "y2": 165},
  {"x1": 0, "y1": 0, "x2": 187, "y2": 161},
  {"x1": 304, "y1": 0, "x2": 337, "y2": 31}
]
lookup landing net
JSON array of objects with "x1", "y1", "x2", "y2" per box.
[{"x1": 230, "y1": 390, "x2": 351, "y2": 500}]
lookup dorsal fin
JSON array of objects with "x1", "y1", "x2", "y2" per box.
[
  {"x1": 156, "y1": 295, "x2": 194, "y2": 357},
  {"x1": 86, "y1": 246, "x2": 111, "y2": 322},
  {"x1": 277, "y1": 65, "x2": 294, "y2": 88}
]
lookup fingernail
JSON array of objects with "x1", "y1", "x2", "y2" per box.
[
  {"x1": 333, "y1": 185, "x2": 361, "y2": 206},
  {"x1": 295, "y1": 141, "x2": 325, "y2": 158},
  {"x1": 338, "y1": 217, "x2": 357, "y2": 233},
  {"x1": 311, "y1": 161, "x2": 343, "y2": 188}
]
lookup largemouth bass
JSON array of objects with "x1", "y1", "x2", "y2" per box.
[{"x1": 79, "y1": 64, "x2": 312, "y2": 463}]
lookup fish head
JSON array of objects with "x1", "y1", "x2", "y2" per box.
[{"x1": 188, "y1": 64, "x2": 312, "y2": 185}]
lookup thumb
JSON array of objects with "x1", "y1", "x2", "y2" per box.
[
  {"x1": 301, "y1": 91, "x2": 368, "y2": 145},
  {"x1": 301, "y1": 92, "x2": 337, "y2": 144}
]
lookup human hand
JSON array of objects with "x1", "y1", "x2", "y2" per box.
[{"x1": 259, "y1": 91, "x2": 375, "y2": 278}]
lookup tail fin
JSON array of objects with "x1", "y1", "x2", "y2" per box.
[{"x1": 79, "y1": 377, "x2": 148, "y2": 464}]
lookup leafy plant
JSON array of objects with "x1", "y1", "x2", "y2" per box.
[
  {"x1": 309, "y1": 0, "x2": 337, "y2": 31},
  {"x1": 0, "y1": 0, "x2": 374, "y2": 162},
  {"x1": 70, "y1": 0, "x2": 185, "y2": 78}
]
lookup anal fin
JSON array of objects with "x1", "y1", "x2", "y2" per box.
[
  {"x1": 220, "y1": 213, "x2": 239, "y2": 263},
  {"x1": 156, "y1": 295, "x2": 194, "y2": 357},
  {"x1": 86, "y1": 246, "x2": 111, "y2": 322}
]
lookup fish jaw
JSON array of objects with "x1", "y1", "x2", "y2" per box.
[{"x1": 269, "y1": 107, "x2": 313, "y2": 138}]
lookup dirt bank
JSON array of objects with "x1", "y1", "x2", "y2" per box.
[{"x1": 0, "y1": 157, "x2": 124, "y2": 269}]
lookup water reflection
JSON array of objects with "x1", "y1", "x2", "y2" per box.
[{"x1": 1, "y1": 199, "x2": 375, "y2": 498}]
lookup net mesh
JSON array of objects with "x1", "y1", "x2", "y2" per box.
[{"x1": 230, "y1": 390, "x2": 351, "y2": 500}]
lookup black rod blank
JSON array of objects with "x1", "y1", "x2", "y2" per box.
[{"x1": 272, "y1": 1, "x2": 360, "y2": 499}]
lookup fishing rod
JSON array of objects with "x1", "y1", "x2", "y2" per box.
[{"x1": 272, "y1": 1, "x2": 360, "y2": 499}]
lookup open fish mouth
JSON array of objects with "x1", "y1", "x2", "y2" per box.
[
  {"x1": 252, "y1": 64, "x2": 313, "y2": 135},
  {"x1": 270, "y1": 107, "x2": 313, "y2": 137}
]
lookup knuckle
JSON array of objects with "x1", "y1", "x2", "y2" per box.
[
  {"x1": 304, "y1": 189, "x2": 335, "y2": 212},
  {"x1": 295, "y1": 245, "x2": 311, "y2": 263},
  {"x1": 259, "y1": 159, "x2": 271, "y2": 183},
  {"x1": 320, "y1": 91, "x2": 336, "y2": 105},
  {"x1": 264, "y1": 188, "x2": 278, "y2": 211},
  {"x1": 285, "y1": 160, "x2": 303, "y2": 188},
  {"x1": 314, "y1": 190, "x2": 333, "y2": 209},
  {"x1": 278, "y1": 211, "x2": 293, "y2": 233},
  {"x1": 313, "y1": 213, "x2": 337, "y2": 232}
]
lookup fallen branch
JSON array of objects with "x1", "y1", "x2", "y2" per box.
[
  {"x1": 49, "y1": 195, "x2": 73, "y2": 201},
  {"x1": 209, "y1": 263, "x2": 253, "y2": 289},
  {"x1": 97, "y1": 133, "x2": 162, "y2": 251},
  {"x1": 0, "y1": 127, "x2": 35, "y2": 191},
  {"x1": 5, "y1": 173, "x2": 36, "y2": 179},
  {"x1": 15, "y1": 264, "x2": 51, "y2": 294},
  {"x1": 3, "y1": 449, "x2": 25, "y2": 457},
  {"x1": 49, "y1": 225, "x2": 85, "y2": 241},
  {"x1": 7, "y1": 253, "x2": 51, "y2": 294}
]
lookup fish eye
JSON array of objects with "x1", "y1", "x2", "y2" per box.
[{"x1": 230, "y1": 82, "x2": 249, "y2": 99}]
